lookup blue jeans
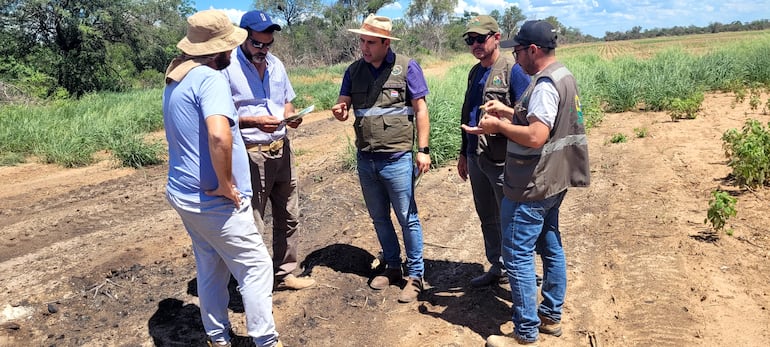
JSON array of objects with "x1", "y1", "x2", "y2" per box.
[
  {"x1": 357, "y1": 151, "x2": 424, "y2": 278},
  {"x1": 501, "y1": 190, "x2": 567, "y2": 342}
]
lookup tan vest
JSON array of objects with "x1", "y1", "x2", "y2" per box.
[
  {"x1": 460, "y1": 54, "x2": 517, "y2": 162},
  {"x1": 349, "y1": 54, "x2": 415, "y2": 152},
  {"x1": 503, "y1": 61, "x2": 590, "y2": 201}
]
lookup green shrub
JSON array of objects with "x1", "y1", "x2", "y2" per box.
[
  {"x1": 609, "y1": 133, "x2": 627, "y2": 143},
  {"x1": 705, "y1": 189, "x2": 737, "y2": 234},
  {"x1": 634, "y1": 127, "x2": 649, "y2": 138},
  {"x1": 722, "y1": 119, "x2": 770, "y2": 188},
  {"x1": 667, "y1": 92, "x2": 704, "y2": 121}
]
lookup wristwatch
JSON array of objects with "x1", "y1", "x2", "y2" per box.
[{"x1": 417, "y1": 147, "x2": 430, "y2": 154}]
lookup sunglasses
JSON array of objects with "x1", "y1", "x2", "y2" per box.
[
  {"x1": 464, "y1": 33, "x2": 492, "y2": 46},
  {"x1": 248, "y1": 37, "x2": 274, "y2": 49}
]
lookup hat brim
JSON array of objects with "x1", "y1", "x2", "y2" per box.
[
  {"x1": 500, "y1": 38, "x2": 521, "y2": 48},
  {"x1": 177, "y1": 26, "x2": 247, "y2": 56},
  {"x1": 464, "y1": 28, "x2": 492, "y2": 36},
  {"x1": 347, "y1": 28, "x2": 401, "y2": 41}
]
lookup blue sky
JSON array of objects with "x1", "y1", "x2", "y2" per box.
[{"x1": 195, "y1": 0, "x2": 769, "y2": 37}]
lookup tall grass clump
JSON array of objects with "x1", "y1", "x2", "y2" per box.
[
  {"x1": 424, "y1": 63, "x2": 471, "y2": 167},
  {"x1": 290, "y1": 62, "x2": 349, "y2": 110},
  {"x1": 0, "y1": 89, "x2": 164, "y2": 167}
]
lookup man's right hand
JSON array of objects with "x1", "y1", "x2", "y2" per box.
[
  {"x1": 331, "y1": 102, "x2": 348, "y2": 121},
  {"x1": 239, "y1": 115, "x2": 281, "y2": 132},
  {"x1": 205, "y1": 184, "x2": 241, "y2": 209},
  {"x1": 457, "y1": 154, "x2": 468, "y2": 181}
]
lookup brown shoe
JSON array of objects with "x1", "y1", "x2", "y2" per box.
[
  {"x1": 485, "y1": 334, "x2": 537, "y2": 346},
  {"x1": 397, "y1": 277, "x2": 423, "y2": 303},
  {"x1": 538, "y1": 314, "x2": 562, "y2": 337},
  {"x1": 369, "y1": 267, "x2": 402, "y2": 290},
  {"x1": 276, "y1": 274, "x2": 316, "y2": 291}
]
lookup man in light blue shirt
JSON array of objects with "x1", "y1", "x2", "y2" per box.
[
  {"x1": 222, "y1": 10, "x2": 315, "y2": 291},
  {"x1": 162, "y1": 10, "x2": 282, "y2": 347}
]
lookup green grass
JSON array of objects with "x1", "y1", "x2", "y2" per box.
[
  {"x1": 0, "y1": 89, "x2": 164, "y2": 167},
  {"x1": 4, "y1": 30, "x2": 769, "y2": 169}
]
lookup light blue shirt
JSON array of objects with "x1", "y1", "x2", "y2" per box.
[
  {"x1": 222, "y1": 47, "x2": 296, "y2": 144},
  {"x1": 162, "y1": 65, "x2": 252, "y2": 211}
]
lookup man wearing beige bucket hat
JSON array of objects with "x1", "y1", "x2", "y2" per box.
[
  {"x1": 331, "y1": 14, "x2": 431, "y2": 304},
  {"x1": 162, "y1": 9, "x2": 282, "y2": 347}
]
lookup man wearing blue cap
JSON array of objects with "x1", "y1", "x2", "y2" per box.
[
  {"x1": 463, "y1": 20, "x2": 590, "y2": 346},
  {"x1": 223, "y1": 10, "x2": 316, "y2": 291}
]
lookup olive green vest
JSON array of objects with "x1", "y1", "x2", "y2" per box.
[
  {"x1": 460, "y1": 54, "x2": 517, "y2": 163},
  {"x1": 504, "y1": 61, "x2": 590, "y2": 201},
  {"x1": 349, "y1": 54, "x2": 414, "y2": 152}
]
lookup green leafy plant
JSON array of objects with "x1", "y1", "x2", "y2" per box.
[
  {"x1": 667, "y1": 92, "x2": 704, "y2": 121},
  {"x1": 722, "y1": 119, "x2": 770, "y2": 188},
  {"x1": 705, "y1": 189, "x2": 737, "y2": 234},
  {"x1": 634, "y1": 127, "x2": 649, "y2": 138},
  {"x1": 609, "y1": 133, "x2": 627, "y2": 143}
]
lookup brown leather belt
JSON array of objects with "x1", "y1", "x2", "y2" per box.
[{"x1": 246, "y1": 138, "x2": 284, "y2": 153}]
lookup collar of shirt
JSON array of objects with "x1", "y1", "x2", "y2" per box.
[{"x1": 366, "y1": 48, "x2": 396, "y2": 78}]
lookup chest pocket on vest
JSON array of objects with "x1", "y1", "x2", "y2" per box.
[{"x1": 480, "y1": 87, "x2": 511, "y2": 162}]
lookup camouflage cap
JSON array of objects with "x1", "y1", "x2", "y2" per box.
[{"x1": 464, "y1": 15, "x2": 499, "y2": 36}]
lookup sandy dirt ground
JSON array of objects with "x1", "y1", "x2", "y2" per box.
[{"x1": 1, "y1": 91, "x2": 770, "y2": 347}]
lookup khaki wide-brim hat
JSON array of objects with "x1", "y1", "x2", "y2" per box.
[
  {"x1": 348, "y1": 14, "x2": 401, "y2": 41},
  {"x1": 177, "y1": 10, "x2": 247, "y2": 56}
]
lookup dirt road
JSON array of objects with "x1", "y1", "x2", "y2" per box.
[{"x1": 1, "y1": 92, "x2": 769, "y2": 346}]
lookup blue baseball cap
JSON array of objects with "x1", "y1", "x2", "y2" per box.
[{"x1": 240, "y1": 10, "x2": 281, "y2": 32}]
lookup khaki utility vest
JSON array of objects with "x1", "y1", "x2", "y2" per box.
[
  {"x1": 503, "y1": 61, "x2": 590, "y2": 201},
  {"x1": 460, "y1": 54, "x2": 518, "y2": 163},
  {"x1": 349, "y1": 54, "x2": 414, "y2": 152}
]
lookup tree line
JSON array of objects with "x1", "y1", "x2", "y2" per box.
[{"x1": 1, "y1": 0, "x2": 767, "y2": 101}]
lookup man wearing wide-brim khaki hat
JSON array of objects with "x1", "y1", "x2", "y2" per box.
[
  {"x1": 347, "y1": 14, "x2": 401, "y2": 41},
  {"x1": 165, "y1": 9, "x2": 247, "y2": 84},
  {"x1": 332, "y1": 14, "x2": 432, "y2": 304},
  {"x1": 162, "y1": 9, "x2": 283, "y2": 347}
]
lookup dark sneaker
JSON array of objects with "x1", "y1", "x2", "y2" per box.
[
  {"x1": 538, "y1": 314, "x2": 562, "y2": 337},
  {"x1": 208, "y1": 340, "x2": 231, "y2": 347},
  {"x1": 369, "y1": 267, "x2": 402, "y2": 290},
  {"x1": 397, "y1": 277, "x2": 423, "y2": 303},
  {"x1": 486, "y1": 334, "x2": 537, "y2": 346},
  {"x1": 470, "y1": 271, "x2": 508, "y2": 287}
]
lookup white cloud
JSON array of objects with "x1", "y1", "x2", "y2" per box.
[
  {"x1": 382, "y1": 2, "x2": 402, "y2": 11},
  {"x1": 206, "y1": 6, "x2": 246, "y2": 25}
]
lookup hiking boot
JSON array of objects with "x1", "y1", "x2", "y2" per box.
[
  {"x1": 276, "y1": 274, "x2": 316, "y2": 291},
  {"x1": 397, "y1": 277, "x2": 423, "y2": 303},
  {"x1": 538, "y1": 314, "x2": 562, "y2": 337},
  {"x1": 369, "y1": 267, "x2": 402, "y2": 290},
  {"x1": 485, "y1": 334, "x2": 537, "y2": 346},
  {"x1": 470, "y1": 271, "x2": 508, "y2": 287}
]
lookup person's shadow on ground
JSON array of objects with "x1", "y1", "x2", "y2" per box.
[
  {"x1": 419, "y1": 258, "x2": 513, "y2": 338},
  {"x1": 148, "y1": 277, "x2": 255, "y2": 346},
  {"x1": 299, "y1": 243, "x2": 378, "y2": 278}
]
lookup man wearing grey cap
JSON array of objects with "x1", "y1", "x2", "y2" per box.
[
  {"x1": 463, "y1": 20, "x2": 590, "y2": 346},
  {"x1": 223, "y1": 10, "x2": 316, "y2": 291},
  {"x1": 458, "y1": 15, "x2": 530, "y2": 288}
]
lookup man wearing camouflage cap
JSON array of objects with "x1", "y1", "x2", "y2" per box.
[{"x1": 459, "y1": 15, "x2": 530, "y2": 288}]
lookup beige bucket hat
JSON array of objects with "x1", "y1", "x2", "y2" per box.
[
  {"x1": 177, "y1": 10, "x2": 247, "y2": 56},
  {"x1": 348, "y1": 14, "x2": 401, "y2": 41}
]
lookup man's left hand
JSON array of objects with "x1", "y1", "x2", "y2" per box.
[{"x1": 416, "y1": 152, "x2": 431, "y2": 174}]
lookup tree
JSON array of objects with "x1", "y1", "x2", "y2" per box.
[
  {"x1": 253, "y1": 0, "x2": 323, "y2": 29},
  {"x1": 499, "y1": 5, "x2": 525, "y2": 39},
  {"x1": 405, "y1": 0, "x2": 458, "y2": 54}
]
